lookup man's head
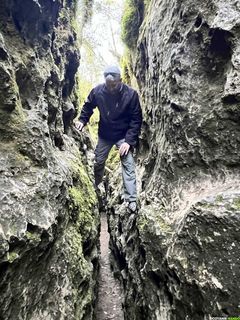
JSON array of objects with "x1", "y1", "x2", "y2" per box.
[{"x1": 104, "y1": 65, "x2": 122, "y2": 94}]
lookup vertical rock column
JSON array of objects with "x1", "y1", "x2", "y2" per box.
[
  {"x1": 109, "y1": 0, "x2": 240, "y2": 319},
  {"x1": 0, "y1": 0, "x2": 99, "y2": 319}
]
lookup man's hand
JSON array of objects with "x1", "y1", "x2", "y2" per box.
[
  {"x1": 119, "y1": 142, "x2": 130, "y2": 156},
  {"x1": 75, "y1": 121, "x2": 84, "y2": 131}
]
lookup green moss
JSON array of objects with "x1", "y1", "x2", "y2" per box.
[
  {"x1": 0, "y1": 71, "x2": 26, "y2": 129},
  {"x1": 69, "y1": 182, "x2": 95, "y2": 210},
  {"x1": 15, "y1": 153, "x2": 31, "y2": 163},
  {"x1": 9, "y1": 226, "x2": 17, "y2": 236},
  {"x1": 143, "y1": 0, "x2": 152, "y2": 13},
  {"x1": 199, "y1": 201, "x2": 215, "y2": 208},
  {"x1": 65, "y1": 225, "x2": 84, "y2": 266},
  {"x1": 200, "y1": 196, "x2": 240, "y2": 212},
  {"x1": 121, "y1": 0, "x2": 144, "y2": 48},
  {"x1": 70, "y1": 160, "x2": 96, "y2": 204},
  {"x1": 215, "y1": 195, "x2": 223, "y2": 202},
  {"x1": 120, "y1": 51, "x2": 132, "y2": 85},
  {"x1": 233, "y1": 198, "x2": 240, "y2": 209},
  {"x1": 64, "y1": 208, "x2": 96, "y2": 314},
  {"x1": 138, "y1": 208, "x2": 172, "y2": 233},
  {"x1": 144, "y1": 0, "x2": 151, "y2": 6},
  {"x1": 12, "y1": 77, "x2": 25, "y2": 121},
  {"x1": 52, "y1": 222, "x2": 95, "y2": 318},
  {"x1": 155, "y1": 215, "x2": 172, "y2": 233},
  {"x1": 71, "y1": 17, "x2": 79, "y2": 35},
  {"x1": 26, "y1": 231, "x2": 41, "y2": 243},
  {"x1": 62, "y1": 225, "x2": 94, "y2": 314},
  {"x1": 88, "y1": 109, "x2": 100, "y2": 143},
  {"x1": 7, "y1": 252, "x2": 19, "y2": 263},
  {"x1": 106, "y1": 148, "x2": 119, "y2": 171},
  {"x1": 138, "y1": 215, "x2": 148, "y2": 232},
  {"x1": 69, "y1": 186, "x2": 95, "y2": 233},
  {"x1": 58, "y1": 8, "x2": 69, "y2": 24},
  {"x1": 69, "y1": 159, "x2": 97, "y2": 239},
  {"x1": 56, "y1": 152, "x2": 98, "y2": 316}
]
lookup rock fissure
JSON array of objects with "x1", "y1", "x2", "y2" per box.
[{"x1": 1, "y1": 0, "x2": 240, "y2": 319}]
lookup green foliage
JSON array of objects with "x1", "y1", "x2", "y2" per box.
[
  {"x1": 121, "y1": 0, "x2": 144, "y2": 48},
  {"x1": 120, "y1": 49, "x2": 132, "y2": 85}
]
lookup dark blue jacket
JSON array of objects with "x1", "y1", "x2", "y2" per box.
[{"x1": 79, "y1": 83, "x2": 142, "y2": 146}]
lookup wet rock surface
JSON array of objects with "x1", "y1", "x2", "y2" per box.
[
  {"x1": 108, "y1": 0, "x2": 240, "y2": 319},
  {"x1": 0, "y1": 1, "x2": 99, "y2": 319}
]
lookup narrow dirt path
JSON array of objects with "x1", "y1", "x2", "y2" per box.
[{"x1": 95, "y1": 213, "x2": 124, "y2": 320}]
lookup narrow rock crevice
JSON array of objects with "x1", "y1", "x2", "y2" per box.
[{"x1": 95, "y1": 213, "x2": 124, "y2": 320}]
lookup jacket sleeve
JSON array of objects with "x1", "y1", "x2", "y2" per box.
[
  {"x1": 79, "y1": 88, "x2": 97, "y2": 125},
  {"x1": 125, "y1": 91, "x2": 143, "y2": 147}
]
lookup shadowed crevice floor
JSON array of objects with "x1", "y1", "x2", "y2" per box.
[{"x1": 95, "y1": 213, "x2": 124, "y2": 320}]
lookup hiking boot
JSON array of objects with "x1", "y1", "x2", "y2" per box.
[{"x1": 128, "y1": 201, "x2": 137, "y2": 212}]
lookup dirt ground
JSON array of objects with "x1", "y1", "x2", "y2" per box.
[{"x1": 95, "y1": 213, "x2": 124, "y2": 320}]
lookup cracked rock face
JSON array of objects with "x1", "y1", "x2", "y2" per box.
[
  {"x1": 109, "y1": 0, "x2": 240, "y2": 319},
  {"x1": 0, "y1": 1, "x2": 99, "y2": 319}
]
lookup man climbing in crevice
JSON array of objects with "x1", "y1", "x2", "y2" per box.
[{"x1": 75, "y1": 65, "x2": 142, "y2": 212}]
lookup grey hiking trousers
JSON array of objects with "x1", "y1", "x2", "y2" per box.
[{"x1": 94, "y1": 137, "x2": 136, "y2": 202}]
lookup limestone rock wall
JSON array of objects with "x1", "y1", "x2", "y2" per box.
[
  {"x1": 109, "y1": 0, "x2": 240, "y2": 319},
  {"x1": 0, "y1": 1, "x2": 99, "y2": 319}
]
